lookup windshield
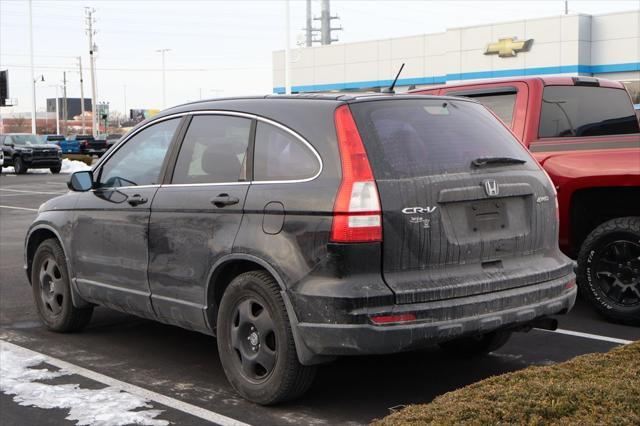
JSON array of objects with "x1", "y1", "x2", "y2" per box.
[
  {"x1": 12, "y1": 135, "x2": 45, "y2": 145},
  {"x1": 349, "y1": 99, "x2": 535, "y2": 179}
]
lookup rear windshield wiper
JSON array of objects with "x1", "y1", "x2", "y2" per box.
[{"x1": 471, "y1": 157, "x2": 527, "y2": 168}]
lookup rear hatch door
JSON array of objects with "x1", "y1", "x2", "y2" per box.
[{"x1": 350, "y1": 98, "x2": 568, "y2": 304}]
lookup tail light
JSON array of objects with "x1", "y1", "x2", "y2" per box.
[
  {"x1": 331, "y1": 105, "x2": 382, "y2": 243},
  {"x1": 541, "y1": 167, "x2": 560, "y2": 222},
  {"x1": 82, "y1": 140, "x2": 89, "y2": 148}
]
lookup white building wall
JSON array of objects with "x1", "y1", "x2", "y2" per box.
[{"x1": 273, "y1": 10, "x2": 640, "y2": 93}]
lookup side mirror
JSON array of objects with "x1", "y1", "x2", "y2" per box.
[{"x1": 68, "y1": 170, "x2": 94, "y2": 192}]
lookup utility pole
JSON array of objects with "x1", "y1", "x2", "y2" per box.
[
  {"x1": 78, "y1": 56, "x2": 85, "y2": 134},
  {"x1": 85, "y1": 7, "x2": 98, "y2": 137},
  {"x1": 305, "y1": 0, "x2": 312, "y2": 47},
  {"x1": 315, "y1": 0, "x2": 341, "y2": 45},
  {"x1": 123, "y1": 85, "x2": 127, "y2": 122},
  {"x1": 284, "y1": 0, "x2": 291, "y2": 94},
  {"x1": 28, "y1": 0, "x2": 36, "y2": 133},
  {"x1": 304, "y1": 1, "x2": 320, "y2": 47},
  {"x1": 156, "y1": 48, "x2": 171, "y2": 109},
  {"x1": 54, "y1": 85, "x2": 60, "y2": 134},
  {"x1": 564, "y1": 0, "x2": 569, "y2": 15},
  {"x1": 62, "y1": 71, "x2": 68, "y2": 135}
]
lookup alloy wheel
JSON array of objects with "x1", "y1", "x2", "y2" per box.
[
  {"x1": 594, "y1": 240, "x2": 640, "y2": 307},
  {"x1": 39, "y1": 256, "x2": 65, "y2": 317},
  {"x1": 230, "y1": 298, "x2": 277, "y2": 382}
]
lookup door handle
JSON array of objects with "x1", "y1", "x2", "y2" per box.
[
  {"x1": 127, "y1": 194, "x2": 148, "y2": 206},
  {"x1": 211, "y1": 193, "x2": 240, "y2": 208}
]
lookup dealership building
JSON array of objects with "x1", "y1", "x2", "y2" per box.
[{"x1": 273, "y1": 10, "x2": 640, "y2": 103}]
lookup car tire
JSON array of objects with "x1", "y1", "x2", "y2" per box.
[
  {"x1": 438, "y1": 330, "x2": 512, "y2": 356},
  {"x1": 14, "y1": 157, "x2": 27, "y2": 174},
  {"x1": 31, "y1": 239, "x2": 93, "y2": 332},
  {"x1": 576, "y1": 217, "x2": 640, "y2": 325},
  {"x1": 217, "y1": 270, "x2": 317, "y2": 405},
  {"x1": 50, "y1": 166, "x2": 61, "y2": 174}
]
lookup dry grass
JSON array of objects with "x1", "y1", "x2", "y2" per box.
[{"x1": 374, "y1": 340, "x2": 640, "y2": 426}]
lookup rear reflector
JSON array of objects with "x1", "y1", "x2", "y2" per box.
[
  {"x1": 371, "y1": 314, "x2": 417, "y2": 324},
  {"x1": 565, "y1": 278, "x2": 576, "y2": 290},
  {"x1": 331, "y1": 105, "x2": 382, "y2": 243}
]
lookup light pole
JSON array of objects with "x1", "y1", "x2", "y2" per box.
[
  {"x1": 48, "y1": 84, "x2": 61, "y2": 135},
  {"x1": 284, "y1": 0, "x2": 291, "y2": 94},
  {"x1": 32, "y1": 74, "x2": 44, "y2": 133},
  {"x1": 28, "y1": 0, "x2": 36, "y2": 133},
  {"x1": 156, "y1": 49, "x2": 171, "y2": 109}
]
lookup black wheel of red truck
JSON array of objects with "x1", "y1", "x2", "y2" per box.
[
  {"x1": 577, "y1": 217, "x2": 640, "y2": 325},
  {"x1": 14, "y1": 157, "x2": 28, "y2": 174},
  {"x1": 217, "y1": 271, "x2": 316, "y2": 405},
  {"x1": 438, "y1": 330, "x2": 512, "y2": 356},
  {"x1": 31, "y1": 239, "x2": 93, "y2": 332}
]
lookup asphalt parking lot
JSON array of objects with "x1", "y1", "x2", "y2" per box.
[{"x1": 1, "y1": 170, "x2": 639, "y2": 426}]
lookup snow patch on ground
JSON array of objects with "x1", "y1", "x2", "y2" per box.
[
  {"x1": 0, "y1": 344, "x2": 169, "y2": 426},
  {"x1": 60, "y1": 158, "x2": 92, "y2": 174}
]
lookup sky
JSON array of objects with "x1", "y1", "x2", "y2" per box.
[{"x1": 1, "y1": 0, "x2": 639, "y2": 115}]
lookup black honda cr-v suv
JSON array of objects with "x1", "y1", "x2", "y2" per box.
[{"x1": 25, "y1": 94, "x2": 576, "y2": 404}]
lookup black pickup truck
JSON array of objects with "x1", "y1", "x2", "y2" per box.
[
  {"x1": 68, "y1": 134, "x2": 108, "y2": 157},
  {"x1": 1, "y1": 133, "x2": 62, "y2": 174}
]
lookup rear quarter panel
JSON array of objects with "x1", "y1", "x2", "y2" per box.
[{"x1": 533, "y1": 142, "x2": 640, "y2": 252}]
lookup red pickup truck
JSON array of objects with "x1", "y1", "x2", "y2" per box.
[{"x1": 415, "y1": 77, "x2": 640, "y2": 324}]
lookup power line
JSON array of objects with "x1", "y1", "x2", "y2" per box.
[{"x1": 2, "y1": 64, "x2": 268, "y2": 72}]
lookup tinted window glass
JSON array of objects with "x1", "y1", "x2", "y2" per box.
[
  {"x1": 467, "y1": 93, "x2": 516, "y2": 126},
  {"x1": 539, "y1": 86, "x2": 640, "y2": 138},
  {"x1": 172, "y1": 115, "x2": 251, "y2": 184},
  {"x1": 350, "y1": 99, "x2": 534, "y2": 179},
  {"x1": 253, "y1": 123, "x2": 319, "y2": 181},
  {"x1": 99, "y1": 118, "x2": 179, "y2": 188}
]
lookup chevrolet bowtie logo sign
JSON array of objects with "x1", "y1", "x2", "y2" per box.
[{"x1": 484, "y1": 37, "x2": 533, "y2": 57}]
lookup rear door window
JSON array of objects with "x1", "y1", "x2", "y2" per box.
[
  {"x1": 349, "y1": 99, "x2": 533, "y2": 179},
  {"x1": 539, "y1": 86, "x2": 640, "y2": 138},
  {"x1": 465, "y1": 93, "x2": 516, "y2": 126},
  {"x1": 253, "y1": 122, "x2": 320, "y2": 181},
  {"x1": 172, "y1": 115, "x2": 251, "y2": 184}
]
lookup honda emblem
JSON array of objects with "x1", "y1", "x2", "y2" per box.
[{"x1": 484, "y1": 180, "x2": 499, "y2": 196}]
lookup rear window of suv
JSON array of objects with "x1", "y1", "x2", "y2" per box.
[
  {"x1": 539, "y1": 86, "x2": 640, "y2": 138},
  {"x1": 349, "y1": 98, "x2": 534, "y2": 179}
]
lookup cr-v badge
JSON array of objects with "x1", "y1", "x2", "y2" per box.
[
  {"x1": 402, "y1": 206, "x2": 437, "y2": 214},
  {"x1": 484, "y1": 180, "x2": 499, "y2": 196}
]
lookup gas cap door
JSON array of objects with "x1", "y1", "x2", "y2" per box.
[{"x1": 262, "y1": 201, "x2": 285, "y2": 235}]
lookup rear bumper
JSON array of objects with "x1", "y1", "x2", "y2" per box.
[{"x1": 295, "y1": 273, "x2": 576, "y2": 357}]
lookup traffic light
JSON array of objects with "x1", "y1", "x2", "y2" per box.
[{"x1": 0, "y1": 70, "x2": 8, "y2": 107}]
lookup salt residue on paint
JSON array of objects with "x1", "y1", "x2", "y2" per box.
[{"x1": 0, "y1": 344, "x2": 169, "y2": 426}]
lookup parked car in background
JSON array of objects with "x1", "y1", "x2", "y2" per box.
[
  {"x1": 68, "y1": 134, "x2": 108, "y2": 157},
  {"x1": 1, "y1": 133, "x2": 62, "y2": 174},
  {"x1": 106, "y1": 133, "x2": 124, "y2": 146},
  {"x1": 415, "y1": 76, "x2": 640, "y2": 324},
  {"x1": 634, "y1": 103, "x2": 640, "y2": 121},
  {"x1": 25, "y1": 94, "x2": 576, "y2": 405},
  {"x1": 41, "y1": 134, "x2": 81, "y2": 154},
  {"x1": 0, "y1": 148, "x2": 4, "y2": 169}
]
